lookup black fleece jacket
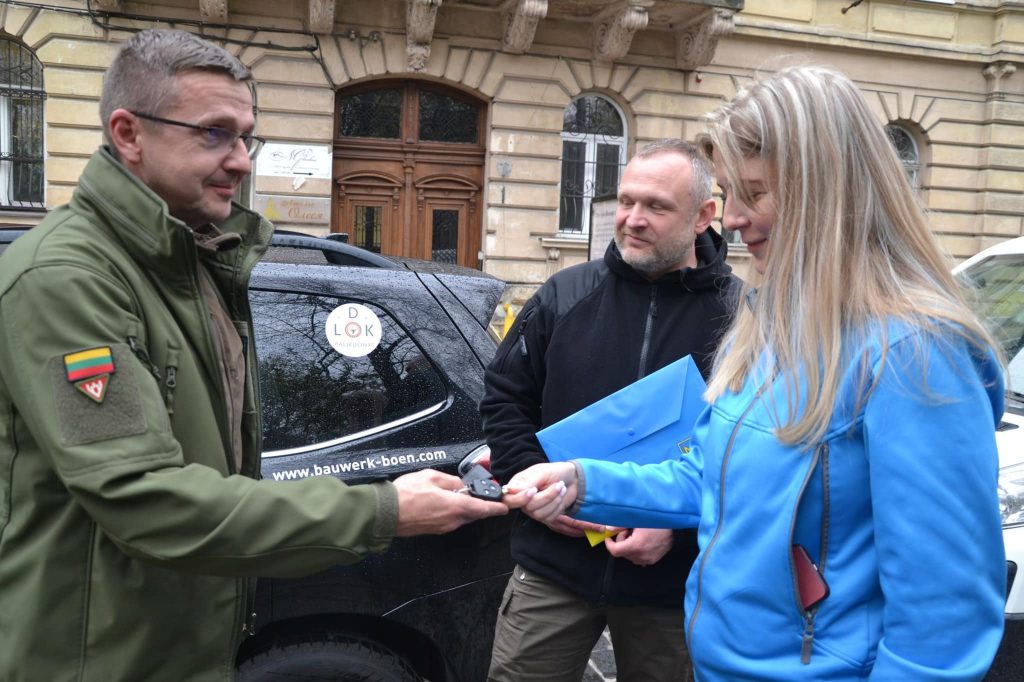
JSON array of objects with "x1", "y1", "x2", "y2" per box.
[{"x1": 481, "y1": 229, "x2": 740, "y2": 607}]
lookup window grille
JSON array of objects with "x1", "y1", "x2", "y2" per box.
[
  {"x1": 0, "y1": 37, "x2": 44, "y2": 209},
  {"x1": 337, "y1": 84, "x2": 482, "y2": 145},
  {"x1": 338, "y1": 89, "x2": 402, "y2": 139},
  {"x1": 558, "y1": 95, "x2": 626, "y2": 234},
  {"x1": 419, "y1": 91, "x2": 478, "y2": 143},
  {"x1": 885, "y1": 124, "x2": 920, "y2": 189}
]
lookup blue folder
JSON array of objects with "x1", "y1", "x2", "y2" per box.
[{"x1": 536, "y1": 355, "x2": 707, "y2": 466}]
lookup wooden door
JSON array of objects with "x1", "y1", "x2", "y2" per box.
[
  {"x1": 333, "y1": 172, "x2": 401, "y2": 254},
  {"x1": 333, "y1": 81, "x2": 485, "y2": 269}
]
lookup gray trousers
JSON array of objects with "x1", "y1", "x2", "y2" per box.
[{"x1": 488, "y1": 565, "x2": 692, "y2": 682}]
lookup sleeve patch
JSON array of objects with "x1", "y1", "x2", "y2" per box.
[
  {"x1": 51, "y1": 343, "x2": 148, "y2": 447},
  {"x1": 64, "y1": 346, "x2": 115, "y2": 382}
]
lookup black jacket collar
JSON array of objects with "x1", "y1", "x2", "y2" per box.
[{"x1": 602, "y1": 227, "x2": 733, "y2": 292}]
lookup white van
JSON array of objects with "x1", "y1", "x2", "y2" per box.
[{"x1": 954, "y1": 237, "x2": 1024, "y2": 679}]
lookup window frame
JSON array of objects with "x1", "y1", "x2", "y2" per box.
[
  {"x1": 335, "y1": 80, "x2": 484, "y2": 148},
  {"x1": 557, "y1": 94, "x2": 627, "y2": 236},
  {"x1": 0, "y1": 36, "x2": 45, "y2": 211},
  {"x1": 251, "y1": 289, "x2": 449, "y2": 457},
  {"x1": 885, "y1": 123, "x2": 921, "y2": 189}
]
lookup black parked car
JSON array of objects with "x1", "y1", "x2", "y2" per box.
[
  {"x1": 239, "y1": 233, "x2": 513, "y2": 681},
  {"x1": 0, "y1": 229, "x2": 514, "y2": 682}
]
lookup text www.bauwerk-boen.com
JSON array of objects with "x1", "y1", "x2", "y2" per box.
[{"x1": 270, "y1": 450, "x2": 449, "y2": 481}]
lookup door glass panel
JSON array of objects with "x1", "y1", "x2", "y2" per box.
[
  {"x1": 353, "y1": 205, "x2": 382, "y2": 253},
  {"x1": 431, "y1": 209, "x2": 458, "y2": 264},
  {"x1": 338, "y1": 88, "x2": 402, "y2": 139},
  {"x1": 595, "y1": 144, "x2": 621, "y2": 200},
  {"x1": 10, "y1": 96, "x2": 42, "y2": 203},
  {"x1": 559, "y1": 140, "x2": 586, "y2": 232},
  {"x1": 419, "y1": 90, "x2": 478, "y2": 143},
  {"x1": 252, "y1": 291, "x2": 447, "y2": 452}
]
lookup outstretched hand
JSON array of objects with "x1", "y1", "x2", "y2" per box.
[
  {"x1": 502, "y1": 461, "x2": 579, "y2": 524},
  {"x1": 393, "y1": 468, "x2": 507, "y2": 537}
]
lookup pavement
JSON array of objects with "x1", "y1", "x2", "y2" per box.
[{"x1": 583, "y1": 629, "x2": 616, "y2": 682}]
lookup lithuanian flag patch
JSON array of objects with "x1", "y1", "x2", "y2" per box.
[
  {"x1": 64, "y1": 347, "x2": 116, "y2": 404},
  {"x1": 64, "y1": 347, "x2": 116, "y2": 381}
]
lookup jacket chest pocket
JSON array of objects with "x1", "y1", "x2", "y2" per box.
[{"x1": 125, "y1": 325, "x2": 181, "y2": 418}]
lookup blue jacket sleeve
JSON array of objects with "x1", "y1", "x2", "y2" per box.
[
  {"x1": 570, "y1": 408, "x2": 709, "y2": 529},
  {"x1": 865, "y1": 333, "x2": 1005, "y2": 680}
]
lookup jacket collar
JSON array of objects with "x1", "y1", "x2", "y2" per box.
[
  {"x1": 603, "y1": 227, "x2": 734, "y2": 291},
  {"x1": 71, "y1": 147, "x2": 271, "y2": 286}
]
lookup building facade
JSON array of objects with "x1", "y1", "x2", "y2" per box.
[{"x1": 1, "y1": 0, "x2": 1021, "y2": 294}]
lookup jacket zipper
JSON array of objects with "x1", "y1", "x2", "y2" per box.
[
  {"x1": 243, "y1": 581, "x2": 257, "y2": 636},
  {"x1": 686, "y1": 384, "x2": 767, "y2": 650},
  {"x1": 636, "y1": 286, "x2": 658, "y2": 379},
  {"x1": 599, "y1": 285, "x2": 660, "y2": 602},
  {"x1": 191, "y1": 244, "x2": 234, "y2": 475},
  {"x1": 788, "y1": 442, "x2": 830, "y2": 664},
  {"x1": 127, "y1": 336, "x2": 161, "y2": 383},
  {"x1": 163, "y1": 343, "x2": 180, "y2": 416},
  {"x1": 516, "y1": 306, "x2": 535, "y2": 359},
  {"x1": 230, "y1": 578, "x2": 258, "y2": 674}
]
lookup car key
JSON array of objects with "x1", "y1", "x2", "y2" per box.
[{"x1": 460, "y1": 463, "x2": 504, "y2": 501}]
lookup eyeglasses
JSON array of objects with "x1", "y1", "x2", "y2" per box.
[{"x1": 131, "y1": 111, "x2": 265, "y2": 159}]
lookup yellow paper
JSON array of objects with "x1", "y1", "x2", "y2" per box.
[{"x1": 585, "y1": 529, "x2": 616, "y2": 547}]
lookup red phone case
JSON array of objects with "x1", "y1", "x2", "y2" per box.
[{"x1": 792, "y1": 544, "x2": 829, "y2": 610}]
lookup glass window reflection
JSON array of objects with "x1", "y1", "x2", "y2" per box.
[{"x1": 252, "y1": 291, "x2": 446, "y2": 451}]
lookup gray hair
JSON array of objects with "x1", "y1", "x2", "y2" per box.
[
  {"x1": 635, "y1": 138, "x2": 714, "y2": 207},
  {"x1": 99, "y1": 29, "x2": 252, "y2": 145}
]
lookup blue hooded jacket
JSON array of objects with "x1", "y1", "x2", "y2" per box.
[{"x1": 572, "y1": 322, "x2": 1005, "y2": 680}]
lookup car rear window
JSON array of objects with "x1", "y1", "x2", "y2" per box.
[
  {"x1": 960, "y1": 253, "x2": 1024, "y2": 395},
  {"x1": 251, "y1": 290, "x2": 447, "y2": 453}
]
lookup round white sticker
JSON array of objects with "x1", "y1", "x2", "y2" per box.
[{"x1": 325, "y1": 303, "x2": 382, "y2": 357}]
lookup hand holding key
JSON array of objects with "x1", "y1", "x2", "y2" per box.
[
  {"x1": 502, "y1": 461, "x2": 579, "y2": 524},
  {"x1": 393, "y1": 468, "x2": 507, "y2": 536}
]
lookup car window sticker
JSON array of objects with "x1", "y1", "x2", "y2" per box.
[{"x1": 325, "y1": 303, "x2": 383, "y2": 357}]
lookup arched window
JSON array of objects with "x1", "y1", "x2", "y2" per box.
[
  {"x1": 0, "y1": 37, "x2": 44, "y2": 209},
  {"x1": 885, "y1": 124, "x2": 920, "y2": 189},
  {"x1": 559, "y1": 94, "x2": 626, "y2": 234}
]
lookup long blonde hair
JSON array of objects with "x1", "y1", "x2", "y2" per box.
[{"x1": 703, "y1": 65, "x2": 997, "y2": 446}]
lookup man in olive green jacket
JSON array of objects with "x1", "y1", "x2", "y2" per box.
[{"x1": 0, "y1": 29, "x2": 506, "y2": 682}]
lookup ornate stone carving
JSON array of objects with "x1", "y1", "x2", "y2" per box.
[
  {"x1": 983, "y1": 62, "x2": 1017, "y2": 101},
  {"x1": 199, "y1": 0, "x2": 228, "y2": 22},
  {"x1": 502, "y1": 0, "x2": 548, "y2": 55},
  {"x1": 307, "y1": 0, "x2": 335, "y2": 34},
  {"x1": 676, "y1": 8, "x2": 734, "y2": 71},
  {"x1": 91, "y1": 0, "x2": 123, "y2": 10},
  {"x1": 407, "y1": 0, "x2": 442, "y2": 71},
  {"x1": 593, "y1": 1, "x2": 653, "y2": 62}
]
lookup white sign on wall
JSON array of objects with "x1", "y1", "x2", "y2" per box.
[
  {"x1": 589, "y1": 198, "x2": 618, "y2": 261},
  {"x1": 256, "y1": 143, "x2": 332, "y2": 179}
]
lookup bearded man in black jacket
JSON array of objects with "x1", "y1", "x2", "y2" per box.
[{"x1": 482, "y1": 139, "x2": 740, "y2": 682}]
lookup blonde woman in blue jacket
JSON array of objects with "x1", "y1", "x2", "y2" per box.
[{"x1": 503, "y1": 65, "x2": 1006, "y2": 681}]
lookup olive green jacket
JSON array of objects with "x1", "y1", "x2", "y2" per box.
[{"x1": 0, "y1": 148, "x2": 399, "y2": 681}]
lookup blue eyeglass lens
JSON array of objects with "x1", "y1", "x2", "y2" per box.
[{"x1": 202, "y1": 127, "x2": 236, "y2": 149}]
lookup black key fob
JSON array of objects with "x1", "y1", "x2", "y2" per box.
[
  {"x1": 467, "y1": 477, "x2": 503, "y2": 501},
  {"x1": 461, "y1": 463, "x2": 503, "y2": 501}
]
